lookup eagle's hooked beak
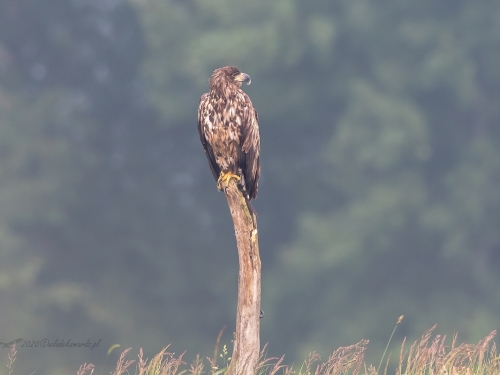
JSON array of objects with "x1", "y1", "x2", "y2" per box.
[{"x1": 234, "y1": 72, "x2": 251, "y2": 85}]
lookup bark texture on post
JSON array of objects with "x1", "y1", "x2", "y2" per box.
[{"x1": 223, "y1": 178, "x2": 261, "y2": 375}]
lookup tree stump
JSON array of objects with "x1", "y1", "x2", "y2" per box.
[{"x1": 223, "y1": 178, "x2": 261, "y2": 375}]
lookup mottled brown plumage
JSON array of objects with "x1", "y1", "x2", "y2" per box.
[{"x1": 198, "y1": 66, "x2": 260, "y2": 201}]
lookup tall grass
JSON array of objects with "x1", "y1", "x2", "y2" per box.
[{"x1": 3, "y1": 326, "x2": 498, "y2": 375}]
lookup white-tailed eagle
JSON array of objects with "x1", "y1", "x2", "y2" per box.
[{"x1": 198, "y1": 66, "x2": 260, "y2": 201}]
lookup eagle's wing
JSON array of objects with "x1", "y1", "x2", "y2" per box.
[
  {"x1": 198, "y1": 93, "x2": 220, "y2": 181},
  {"x1": 239, "y1": 94, "x2": 260, "y2": 200}
]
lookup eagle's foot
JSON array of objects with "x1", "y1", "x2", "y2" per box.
[{"x1": 217, "y1": 171, "x2": 240, "y2": 190}]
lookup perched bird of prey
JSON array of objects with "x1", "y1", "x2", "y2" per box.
[{"x1": 198, "y1": 66, "x2": 260, "y2": 202}]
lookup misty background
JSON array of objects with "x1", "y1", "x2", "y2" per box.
[{"x1": 1, "y1": 0, "x2": 500, "y2": 373}]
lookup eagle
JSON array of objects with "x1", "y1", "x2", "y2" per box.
[{"x1": 198, "y1": 66, "x2": 260, "y2": 202}]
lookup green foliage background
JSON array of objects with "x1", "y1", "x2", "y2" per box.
[{"x1": 1, "y1": 0, "x2": 499, "y2": 373}]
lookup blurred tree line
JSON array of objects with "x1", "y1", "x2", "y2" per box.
[{"x1": 1, "y1": 0, "x2": 499, "y2": 373}]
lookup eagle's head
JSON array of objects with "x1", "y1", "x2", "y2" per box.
[{"x1": 209, "y1": 66, "x2": 251, "y2": 95}]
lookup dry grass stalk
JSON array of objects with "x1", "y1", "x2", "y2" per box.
[
  {"x1": 112, "y1": 347, "x2": 135, "y2": 375},
  {"x1": 188, "y1": 354, "x2": 204, "y2": 375},
  {"x1": 212, "y1": 326, "x2": 226, "y2": 367},
  {"x1": 137, "y1": 345, "x2": 186, "y2": 375},
  {"x1": 76, "y1": 362, "x2": 95, "y2": 375},
  {"x1": 301, "y1": 351, "x2": 322, "y2": 375},
  {"x1": 313, "y1": 340, "x2": 368, "y2": 375},
  {"x1": 6, "y1": 343, "x2": 17, "y2": 375},
  {"x1": 255, "y1": 344, "x2": 286, "y2": 375},
  {"x1": 364, "y1": 363, "x2": 378, "y2": 375},
  {"x1": 137, "y1": 348, "x2": 149, "y2": 375}
]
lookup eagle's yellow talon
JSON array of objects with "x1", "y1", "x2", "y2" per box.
[{"x1": 217, "y1": 171, "x2": 240, "y2": 190}]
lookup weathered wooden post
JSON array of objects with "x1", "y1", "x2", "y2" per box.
[{"x1": 223, "y1": 179, "x2": 261, "y2": 375}]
